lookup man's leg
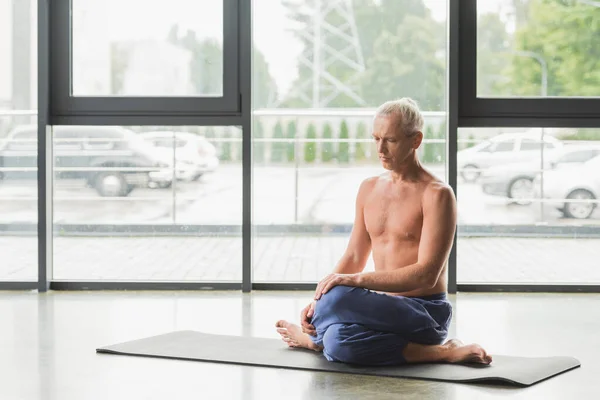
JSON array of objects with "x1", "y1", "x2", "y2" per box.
[
  {"x1": 322, "y1": 323, "x2": 492, "y2": 366},
  {"x1": 276, "y1": 321, "x2": 492, "y2": 365},
  {"x1": 276, "y1": 285, "x2": 491, "y2": 365},
  {"x1": 403, "y1": 340, "x2": 492, "y2": 364}
]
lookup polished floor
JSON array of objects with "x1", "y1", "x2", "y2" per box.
[{"x1": 2, "y1": 290, "x2": 599, "y2": 400}]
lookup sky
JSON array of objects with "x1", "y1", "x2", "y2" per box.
[{"x1": 86, "y1": 0, "x2": 513, "y2": 96}]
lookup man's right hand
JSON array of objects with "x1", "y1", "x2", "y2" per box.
[{"x1": 300, "y1": 301, "x2": 317, "y2": 336}]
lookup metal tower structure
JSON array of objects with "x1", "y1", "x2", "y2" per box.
[{"x1": 281, "y1": 0, "x2": 366, "y2": 107}]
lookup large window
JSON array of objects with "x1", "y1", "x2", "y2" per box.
[
  {"x1": 477, "y1": 0, "x2": 600, "y2": 98},
  {"x1": 457, "y1": 127, "x2": 600, "y2": 284},
  {"x1": 72, "y1": 0, "x2": 223, "y2": 97},
  {"x1": 51, "y1": 125, "x2": 242, "y2": 282},
  {"x1": 0, "y1": 0, "x2": 37, "y2": 283},
  {"x1": 251, "y1": 0, "x2": 448, "y2": 283}
]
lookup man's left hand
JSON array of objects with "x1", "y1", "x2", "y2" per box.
[{"x1": 314, "y1": 273, "x2": 360, "y2": 300}]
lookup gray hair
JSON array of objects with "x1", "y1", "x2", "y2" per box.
[{"x1": 375, "y1": 98, "x2": 424, "y2": 137}]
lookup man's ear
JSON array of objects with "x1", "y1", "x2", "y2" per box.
[{"x1": 413, "y1": 131, "x2": 424, "y2": 149}]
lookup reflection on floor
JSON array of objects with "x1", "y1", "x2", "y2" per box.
[
  {"x1": 2, "y1": 235, "x2": 600, "y2": 284},
  {"x1": 1, "y1": 290, "x2": 597, "y2": 400}
]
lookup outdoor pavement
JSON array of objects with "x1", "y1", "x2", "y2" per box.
[{"x1": 2, "y1": 235, "x2": 598, "y2": 284}]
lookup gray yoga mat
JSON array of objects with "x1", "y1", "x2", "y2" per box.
[{"x1": 96, "y1": 330, "x2": 580, "y2": 387}]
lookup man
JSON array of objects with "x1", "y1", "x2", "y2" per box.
[{"x1": 275, "y1": 98, "x2": 492, "y2": 366}]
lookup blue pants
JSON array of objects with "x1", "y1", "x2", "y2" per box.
[{"x1": 309, "y1": 285, "x2": 452, "y2": 366}]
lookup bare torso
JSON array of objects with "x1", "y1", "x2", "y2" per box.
[{"x1": 363, "y1": 170, "x2": 448, "y2": 297}]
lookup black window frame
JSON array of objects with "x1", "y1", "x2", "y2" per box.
[
  {"x1": 49, "y1": 0, "x2": 242, "y2": 123},
  {"x1": 458, "y1": 0, "x2": 600, "y2": 128}
]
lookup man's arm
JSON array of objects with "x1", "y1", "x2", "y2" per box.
[
  {"x1": 332, "y1": 177, "x2": 374, "y2": 274},
  {"x1": 353, "y1": 183, "x2": 457, "y2": 292}
]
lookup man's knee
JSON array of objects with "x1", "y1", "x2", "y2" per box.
[
  {"x1": 322, "y1": 324, "x2": 409, "y2": 366},
  {"x1": 322, "y1": 324, "x2": 360, "y2": 364},
  {"x1": 314, "y1": 285, "x2": 355, "y2": 316}
]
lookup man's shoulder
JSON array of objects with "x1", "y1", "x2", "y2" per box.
[
  {"x1": 422, "y1": 179, "x2": 456, "y2": 207},
  {"x1": 359, "y1": 174, "x2": 384, "y2": 190}
]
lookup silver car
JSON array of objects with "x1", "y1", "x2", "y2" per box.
[
  {"x1": 138, "y1": 131, "x2": 220, "y2": 183},
  {"x1": 534, "y1": 154, "x2": 600, "y2": 220},
  {"x1": 480, "y1": 145, "x2": 600, "y2": 205},
  {"x1": 458, "y1": 132, "x2": 563, "y2": 183}
]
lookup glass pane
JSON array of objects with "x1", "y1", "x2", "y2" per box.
[
  {"x1": 52, "y1": 126, "x2": 240, "y2": 282},
  {"x1": 477, "y1": 0, "x2": 600, "y2": 98},
  {"x1": 457, "y1": 127, "x2": 600, "y2": 284},
  {"x1": 252, "y1": 1, "x2": 448, "y2": 283},
  {"x1": 71, "y1": 0, "x2": 223, "y2": 97},
  {"x1": 0, "y1": 0, "x2": 37, "y2": 282}
]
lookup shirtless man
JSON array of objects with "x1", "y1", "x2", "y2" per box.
[{"x1": 275, "y1": 98, "x2": 492, "y2": 366}]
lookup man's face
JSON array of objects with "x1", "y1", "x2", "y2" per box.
[{"x1": 372, "y1": 115, "x2": 422, "y2": 170}]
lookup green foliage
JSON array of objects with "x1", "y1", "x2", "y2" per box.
[
  {"x1": 477, "y1": 13, "x2": 512, "y2": 96},
  {"x1": 338, "y1": 121, "x2": 350, "y2": 163},
  {"x1": 354, "y1": 122, "x2": 370, "y2": 162},
  {"x1": 421, "y1": 125, "x2": 436, "y2": 163},
  {"x1": 220, "y1": 129, "x2": 231, "y2": 162},
  {"x1": 359, "y1": 15, "x2": 445, "y2": 110},
  {"x1": 557, "y1": 129, "x2": 600, "y2": 141},
  {"x1": 281, "y1": 0, "x2": 444, "y2": 109},
  {"x1": 168, "y1": 24, "x2": 276, "y2": 104},
  {"x1": 466, "y1": 134, "x2": 476, "y2": 150},
  {"x1": 304, "y1": 124, "x2": 317, "y2": 163},
  {"x1": 286, "y1": 121, "x2": 297, "y2": 162},
  {"x1": 321, "y1": 123, "x2": 335, "y2": 162},
  {"x1": 271, "y1": 121, "x2": 286, "y2": 163},
  {"x1": 420, "y1": 123, "x2": 446, "y2": 164},
  {"x1": 253, "y1": 120, "x2": 265, "y2": 163},
  {"x1": 501, "y1": 1, "x2": 600, "y2": 97},
  {"x1": 253, "y1": 50, "x2": 279, "y2": 108}
]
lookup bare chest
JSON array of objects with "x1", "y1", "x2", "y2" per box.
[{"x1": 363, "y1": 187, "x2": 423, "y2": 240}]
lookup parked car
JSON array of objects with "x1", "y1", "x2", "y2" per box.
[
  {"x1": 458, "y1": 131, "x2": 563, "y2": 182},
  {"x1": 534, "y1": 154, "x2": 600, "y2": 219},
  {"x1": 0, "y1": 125, "x2": 172, "y2": 196},
  {"x1": 479, "y1": 145, "x2": 600, "y2": 205},
  {"x1": 138, "y1": 131, "x2": 219, "y2": 182}
]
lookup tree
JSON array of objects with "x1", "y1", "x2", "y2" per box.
[
  {"x1": 503, "y1": 1, "x2": 600, "y2": 97},
  {"x1": 220, "y1": 129, "x2": 232, "y2": 162},
  {"x1": 354, "y1": 121, "x2": 370, "y2": 162},
  {"x1": 271, "y1": 121, "x2": 286, "y2": 163},
  {"x1": 338, "y1": 120, "x2": 350, "y2": 163},
  {"x1": 422, "y1": 125, "x2": 436, "y2": 163},
  {"x1": 286, "y1": 121, "x2": 297, "y2": 162},
  {"x1": 280, "y1": 0, "x2": 445, "y2": 109},
  {"x1": 321, "y1": 123, "x2": 334, "y2": 162},
  {"x1": 168, "y1": 25, "x2": 277, "y2": 104},
  {"x1": 253, "y1": 120, "x2": 265, "y2": 163},
  {"x1": 359, "y1": 15, "x2": 445, "y2": 110},
  {"x1": 253, "y1": 49, "x2": 279, "y2": 108},
  {"x1": 304, "y1": 124, "x2": 317, "y2": 163},
  {"x1": 477, "y1": 13, "x2": 512, "y2": 96}
]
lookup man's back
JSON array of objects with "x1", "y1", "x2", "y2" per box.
[{"x1": 361, "y1": 169, "x2": 451, "y2": 298}]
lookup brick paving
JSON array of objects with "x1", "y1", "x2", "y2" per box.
[{"x1": 2, "y1": 235, "x2": 599, "y2": 284}]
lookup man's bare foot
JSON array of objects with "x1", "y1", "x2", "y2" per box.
[
  {"x1": 443, "y1": 339, "x2": 492, "y2": 365},
  {"x1": 275, "y1": 320, "x2": 322, "y2": 351}
]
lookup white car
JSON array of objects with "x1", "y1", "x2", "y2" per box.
[
  {"x1": 458, "y1": 131, "x2": 563, "y2": 182},
  {"x1": 138, "y1": 131, "x2": 219, "y2": 182},
  {"x1": 479, "y1": 145, "x2": 600, "y2": 205},
  {"x1": 534, "y1": 155, "x2": 600, "y2": 219}
]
